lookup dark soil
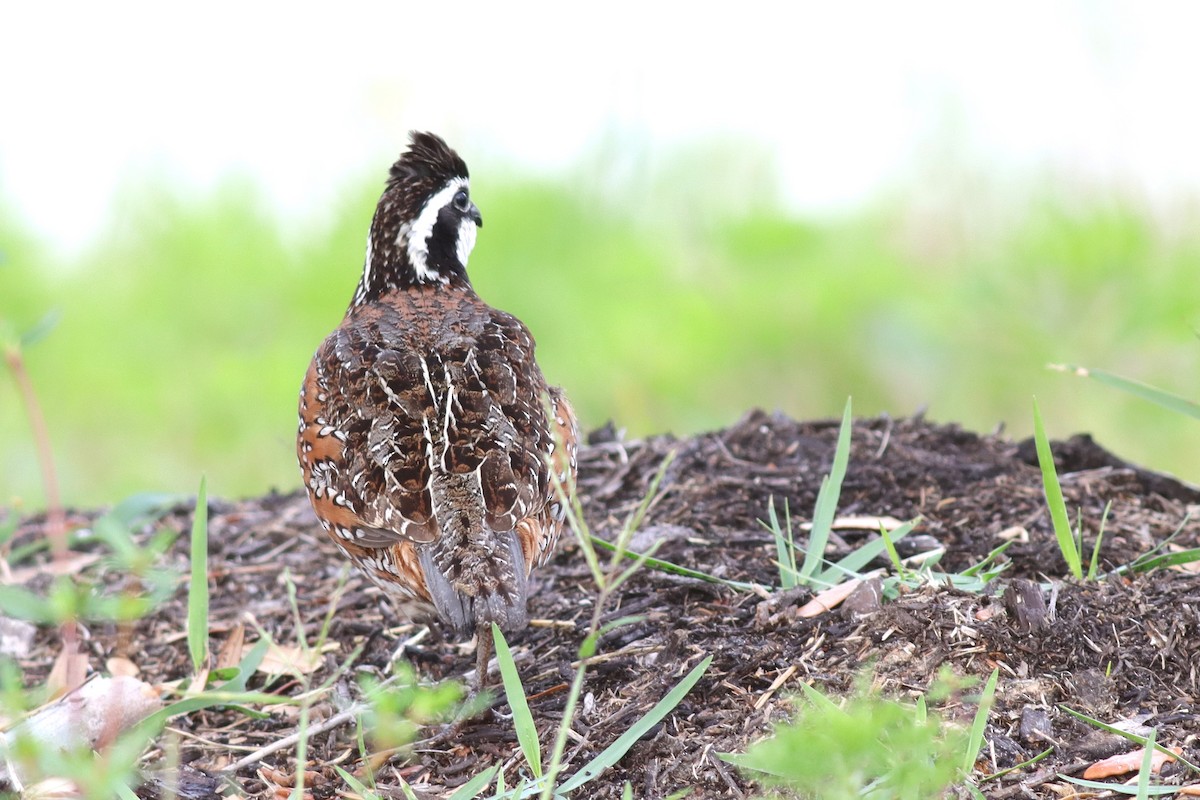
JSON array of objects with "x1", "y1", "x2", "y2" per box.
[{"x1": 6, "y1": 411, "x2": 1200, "y2": 798}]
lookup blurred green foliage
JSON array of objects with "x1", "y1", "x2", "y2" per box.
[{"x1": 3, "y1": 152, "x2": 1199, "y2": 508}]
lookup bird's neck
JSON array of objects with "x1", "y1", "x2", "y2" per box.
[{"x1": 350, "y1": 210, "x2": 469, "y2": 308}]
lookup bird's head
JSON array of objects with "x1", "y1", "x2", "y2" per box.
[{"x1": 352, "y1": 131, "x2": 483, "y2": 305}]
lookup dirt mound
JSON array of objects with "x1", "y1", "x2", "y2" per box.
[{"x1": 8, "y1": 411, "x2": 1200, "y2": 798}]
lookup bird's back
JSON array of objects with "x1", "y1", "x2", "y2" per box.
[{"x1": 299, "y1": 283, "x2": 575, "y2": 632}]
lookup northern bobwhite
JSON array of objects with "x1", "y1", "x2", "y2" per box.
[{"x1": 297, "y1": 132, "x2": 578, "y2": 686}]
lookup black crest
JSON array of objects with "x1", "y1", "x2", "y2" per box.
[{"x1": 387, "y1": 131, "x2": 469, "y2": 196}]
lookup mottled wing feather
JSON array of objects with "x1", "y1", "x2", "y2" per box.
[
  {"x1": 299, "y1": 321, "x2": 437, "y2": 544},
  {"x1": 513, "y1": 388, "x2": 579, "y2": 570},
  {"x1": 299, "y1": 293, "x2": 572, "y2": 562}
]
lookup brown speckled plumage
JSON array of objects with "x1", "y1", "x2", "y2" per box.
[{"x1": 297, "y1": 132, "x2": 577, "y2": 684}]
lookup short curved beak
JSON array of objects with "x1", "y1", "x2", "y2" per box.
[{"x1": 469, "y1": 204, "x2": 483, "y2": 228}]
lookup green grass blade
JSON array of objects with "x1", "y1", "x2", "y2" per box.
[
  {"x1": 1125, "y1": 547, "x2": 1200, "y2": 573},
  {"x1": 1055, "y1": 364, "x2": 1200, "y2": 421},
  {"x1": 493, "y1": 624, "x2": 542, "y2": 778},
  {"x1": 220, "y1": 638, "x2": 270, "y2": 693},
  {"x1": 105, "y1": 491, "x2": 188, "y2": 528},
  {"x1": 557, "y1": 656, "x2": 712, "y2": 793},
  {"x1": 447, "y1": 765, "x2": 499, "y2": 800},
  {"x1": 556, "y1": 473, "x2": 604, "y2": 587},
  {"x1": 796, "y1": 680, "x2": 843, "y2": 715},
  {"x1": 1115, "y1": 512, "x2": 1193, "y2": 575},
  {"x1": 980, "y1": 747, "x2": 1054, "y2": 783},
  {"x1": 801, "y1": 398, "x2": 852, "y2": 583},
  {"x1": 187, "y1": 476, "x2": 210, "y2": 674},
  {"x1": 616, "y1": 451, "x2": 677, "y2": 559},
  {"x1": 335, "y1": 766, "x2": 376, "y2": 797},
  {"x1": 1059, "y1": 776, "x2": 1177, "y2": 795},
  {"x1": 588, "y1": 536, "x2": 760, "y2": 591},
  {"x1": 608, "y1": 540, "x2": 664, "y2": 595},
  {"x1": 767, "y1": 497, "x2": 797, "y2": 590},
  {"x1": 1137, "y1": 728, "x2": 1156, "y2": 800},
  {"x1": 1032, "y1": 399, "x2": 1082, "y2": 579},
  {"x1": 813, "y1": 518, "x2": 916, "y2": 588},
  {"x1": 114, "y1": 783, "x2": 141, "y2": 800},
  {"x1": 879, "y1": 522, "x2": 906, "y2": 576},
  {"x1": 0, "y1": 513, "x2": 17, "y2": 550},
  {"x1": 1087, "y1": 500, "x2": 1111, "y2": 580},
  {"x1": 963, "y1": 668, "x2": 998, "y2": 774},
  {"x1": 959, "y1": 541, "x2": 1013, "y2": 578}
]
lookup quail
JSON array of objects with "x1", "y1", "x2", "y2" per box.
[{"x1": 297, "y1": 132, "x2": 577, "y2": 686}]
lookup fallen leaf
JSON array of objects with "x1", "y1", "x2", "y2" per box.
[
  {"x1": 106, "y1": 656, "x2": 140, "y2": 677},
  {"x1": 2, "y1": 676, "x2": 162, "y2": 788},
  {"x1": 19, "y1": 778, "x2": 81, "y2": 799},
  {"x1": 187, "y1": 667, "x2": 210, "y2": 695},
  {"x1": 216, "y1": 623, "x2": 246, "y2": 670},
  {"x1": 45, "y1": 642, "x2": 89, "y2": 699},
  {"x1": 247, "y1": 640, "x2": 339, "y2": 678},
  {"x1": 7, "y1": 553, "x2": 101, "y2": 583},
  {"x1": 798, "y1": 579, "x2": 862, "y2": 618},
  {"x1": 1083, "y1": 745, "x2": 1180, "y2": 779},
  {"x1": 1167, "y1": 544, "x2": 1200, "y2": 575},
  {"x1": 996, "y1": 526, "x2": 1030, "y2": 543},
  {"x1": 974, "y1": 605, "x2": 1000, "y2": 621},
  {"x1": 268, "y1": 703, "x2": 301, "y2": 722},
  {"x1": 800, "y1": 515, "x2": 905, "y2": 532},
  {"x1": 256, "y1": 765, "x2": 319, "y2": 797}
]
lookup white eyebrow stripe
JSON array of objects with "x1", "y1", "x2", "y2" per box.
[{"x1": 406, "y1": 177, "x2": 469, "y2": 283}]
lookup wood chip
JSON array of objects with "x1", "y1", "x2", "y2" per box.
[{"x1": 753, "y1": 664, "x2": 798, "y2": 710}]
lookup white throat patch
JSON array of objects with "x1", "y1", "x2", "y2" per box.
[
  {"x1": 401, "y1": 177, "x2": 473, "y2": 283},
  {"x1": 456, "y1": 216, "x2": 477, "y2": 266}
]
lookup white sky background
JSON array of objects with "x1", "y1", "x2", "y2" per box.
[{"x1": 4, "y1": 1, "x2": 1200, "y2": 253}]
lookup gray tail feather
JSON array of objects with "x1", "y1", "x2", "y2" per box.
[{"x1": 417, "y1": 531, "x2": 529, "y2": 635}]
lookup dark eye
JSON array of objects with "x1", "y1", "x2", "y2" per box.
[{"x1": 453, "y1": 190, "x2": 470, "y2": 211}]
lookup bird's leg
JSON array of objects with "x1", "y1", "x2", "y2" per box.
[{"x1": 473, "y1": 622, "x2": 494, "y2": 691}]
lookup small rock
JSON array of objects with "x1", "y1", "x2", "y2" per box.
[
  {"x1": 1018, "y1": 706, "x2": 1053, "y2": 744},
  {"x1": 0, "y1": 616, "x2": 36, "y2": 658},
  {"x1": 841, "y1": 576, "x2": 883, "y2": 619},
  {"x1": 1068, "y1": 667, "x2": 1117, "y2": 717}
]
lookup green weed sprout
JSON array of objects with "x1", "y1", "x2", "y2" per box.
[{"x1": 727, "y1": 670, "x2": 998, "y2": 799}]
